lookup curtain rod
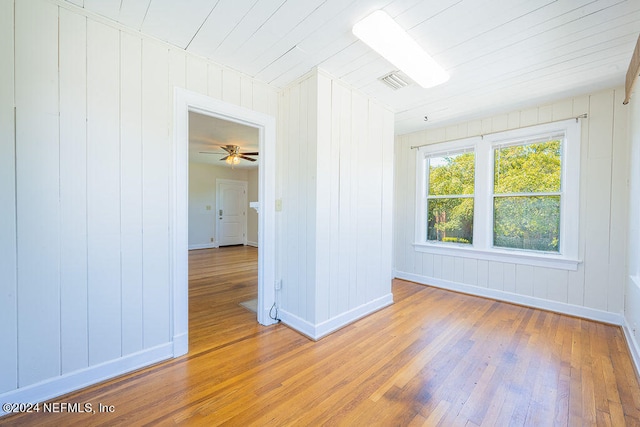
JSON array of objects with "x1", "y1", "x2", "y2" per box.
[{"x1": 409, "y1": 113, "x2": 588, "y2": 150}]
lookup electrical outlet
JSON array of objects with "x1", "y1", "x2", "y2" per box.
[{"x1": 210, "y1": 238, "x2": 214, "y2": 242}]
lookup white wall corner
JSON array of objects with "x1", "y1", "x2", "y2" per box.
[
  {"x1": 280, "y1": 294, "x2": 394, "y2": 341},
  {"x1": 172, "y1": 332, "x2": 188, "y2": 357}
]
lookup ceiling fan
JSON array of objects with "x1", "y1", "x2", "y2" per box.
[{"x1": 199, "y1": 145, "x2": 258, "y2": 166}]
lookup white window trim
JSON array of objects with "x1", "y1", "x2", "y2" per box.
[{"x1": 414, "y1": 119, "x2": 581, "y2": 271}]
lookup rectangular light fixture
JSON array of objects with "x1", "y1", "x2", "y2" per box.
[{"x1": 353, "y1": 11, "x2": 449, "y2": 89}]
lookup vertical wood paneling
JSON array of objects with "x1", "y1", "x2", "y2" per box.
[
  {"x1": 583, "y1": 90, "x2": 614, "y2": 311},
  {"x1": 318, "y1": 74, "x2": 334, "y2": 322},
  {"x1": 0, "y1": 0, "x2": 17, "y2": 394},
  {"x1": 185, "y1": 54, "x2": 207, "y2": 94},
  {"x1": 487, "y1": 261, "x2": 504, "y2": 291},
  {"x1": 404, "y1": 133, "x2": 420, "y2": 273},
  {"x1": 141, "y1": 39, "x2": 170, "y2": 347},
  {"x1": 207, "y1": 63, "x2": 222, "y2": 99},
  {"x1": 168, "y1": 48, "x2": 186, "y2": 157},
  {"x1": 423, "y1": 254, "x2": 434, "y2": 277},
  {"x1": 481, "y1": 118, "x2": 492, "y2": 134},
  {"x1": 169, "y1": 49, "x2": 187, "y2": 93},
  {"x1": 503, "y1": 263, "x2": 516, "y2": 293},
  {"x1": 393, "y1": 136, "x2": 406, "y2": 273},
  {"x1": 15, "y1": 0, "x2": 61, "y2": 387},
  {"x1": 533, "y1": 267, "x2": 548, "y2": 299},
  {"x1": 289, "y1": 81, "x2": 302, "y2": 317},
  {"x1": 252, "y1": 81, "x2": 272, "y2": 116},
  {"x1": 328, "y1": 80, "x2": 341, "y2": 317},
  {"x1": 515, "y1": 266, "x2": 534, "y2": 296},
  {"x1": 222, "y1": 69, "x2": 241, "y2": 106},
  {"x1": 120, "y1": 32, "x2": 144, "y2": 355},
  {"x1": 477, "y1": 260, "x2": 488, "y2": 287},
  {"x1": 552, "y1": 99, "x2": 573, "y2": 121},
  {"x1": 507, "y1": 112, "x2": 520, "y2": 129},
  {"x1": 305, "y1": 76, "x2": 318, "y2": 320},
  {"x1": 520, "y1": 108, "x2": 538, "y2": 127},
  {"x1": 433, "y1": 255, "x2": 443, "y2": 279},
  {"x1": 442, "y1": 256, "x2": 455, "y2": 282},
  {"x1": 454, "y1": 257, "x2": 464, "y2": 284},
  {"x1": 350, "y1": 91, "x2": 365, "y2": 307},
  {"x1": 283, "y1": 83, "x2": 299, "y2": 314},
  {"x1": 463, "y1": 258, "x2": 478, "y2": 286},
  {"x1": 492, "y1": 114, "x2": 508, "y2": 133},
  {"x1": 87, "y1": 20, "x2": 121, "y2": 365},
  {"x1": 367, "y1": 101, "x2": 385, "y2": 301},
  {"x1": 298, "y1": 79, "x2": 309, "y2": 319},
  {"x1": 547, "y1": 269, "x2": 569, "y2": 303},
  {"x1": 607, "y1": 88, "x2": 629, "y2": 313},
  {"x1": 59, "y1": 8, "x2": 88, "y2": 374},
  {"x1": 240, "y1": 76, "x2": 253, "y2": 109},
  {"x1": 538, "y1": 105, "x2": 553, "y2": 123},
  {"x1": 567, "y1": 264, "x2": 585, "y2": 306},
  {"x1": 337, "y1": 82, "x2": 352, "y2": 314}
]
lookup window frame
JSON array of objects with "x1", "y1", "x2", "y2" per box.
[
  {"x1": 425, "y1": 145, "x2": 476, "y2": 245},
  {"x1": 414, "y1": 119, "x2": 581, "y2": 271}
]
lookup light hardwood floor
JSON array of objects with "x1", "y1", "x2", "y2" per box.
[{"x1": 4, "y1": 245, "x2": 640, "y2": 426}]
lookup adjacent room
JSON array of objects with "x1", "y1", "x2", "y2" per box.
[{"x1": 2, "y1": 0, "x2": 640, "y2": 424}]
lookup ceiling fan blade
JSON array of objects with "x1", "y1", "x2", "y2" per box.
[
  {"x1": 241, "y1": 152, "x2": 259, "y2": 156},
  {"x1": 199, "y1": 151, "x2": 226, "y2": 154},
  {"x1": 220, "y1": 145, "x2": 235, "y2": 154},
  {"x1": 219, "y1": 155, "x2": 230, "y2": 161},
  {"x1": 238, "y1": 155, "x2": 257, "y2": 162}
]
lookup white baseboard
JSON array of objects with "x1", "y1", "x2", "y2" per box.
[
  {"x1": 188, "y1": 243, "x2": 218, "y2": 250},
  {"x1": 622, "y1": 320, "x2": 640, "y2": 379},
  {"x1": 393, "y1": 270, "x2": 624, "y2": 326},
  {"x1": 246, "y1": 241, "x2": 258, "y2": 248},
  {"x1": 0, "y1": 344, "x2": 173, "y2": 416},
  {"x1": 280, "y1": 293, "x2": 394, "y2": 341}
]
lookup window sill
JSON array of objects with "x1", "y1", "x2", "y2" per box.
[{"x1": 412, "y1": 242, "x2": 581, "y2": 271}]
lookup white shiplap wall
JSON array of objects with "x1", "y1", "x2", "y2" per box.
[
  {"x1": 0, "y1": 0, "x2": 18, "y2": 394},
  {"x1": 625, "y1": 89, "x2": 640, "y2": 370},
  {"x1": 0, "y1": 0, "x2": 277, "y2": 404},
  {"x1": 394, "y1": 88, "x2": 629, "y2": 323},
  {"x1": 278, "y1": 70, "x2": 394, "y2": 339}
]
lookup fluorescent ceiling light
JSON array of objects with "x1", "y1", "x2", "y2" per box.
[{"x1": 353, "y1": 11, "x2": 449, "y2": 88}]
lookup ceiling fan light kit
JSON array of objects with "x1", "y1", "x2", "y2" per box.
[
  {"x1": 353, "y1": 10, "x2": 449, "y2": 89},
  {"x1": 199, "y1": 144, "x2": 258, "y2": 167},
  {"x1": 225, "y1": 155, "x2": 241, "y2": 165}
]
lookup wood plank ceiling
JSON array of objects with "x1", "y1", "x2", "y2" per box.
[{"x1": 65, "y1": 0, "x2": 640, "y2": 135}]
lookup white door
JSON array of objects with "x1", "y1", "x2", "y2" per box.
[{"x1": 216, "y1": 180, "x2": 247, "y2": 246}]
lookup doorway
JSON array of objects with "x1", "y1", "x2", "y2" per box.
[{"x1": 173, "y1": 89, "x2": 277, "y2": 357}]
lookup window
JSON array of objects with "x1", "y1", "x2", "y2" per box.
[
  {"x1": 493, "y1": 137, "x2": 562, "y2": 252},
  {"x1": 426, "y1": 150, "x2": 475, "y2": 244},
  {"x1": 415, "y1": 119, "x2": 581, "y2": 270}
]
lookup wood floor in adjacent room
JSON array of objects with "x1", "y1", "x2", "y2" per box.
[{"x1": 5, "y1": 245, "x2": 640, "y2": 426}]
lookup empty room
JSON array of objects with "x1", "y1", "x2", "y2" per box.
[{"x1": 2, "y1": 0, "x2": 640, "y2": 425}]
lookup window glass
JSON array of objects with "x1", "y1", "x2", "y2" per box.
[
  {"x1": 493, "y1": 196, "x2": 560, "y2": 251},
  {"x1": 493, "y1": 139, "x2": 562, "y2": 252},
  {"x1": 426, "y1": 152, "x2": 474, "y2": 244},
  {"x1": 494, "y1": 139, "x2": 561, "y2": 193}
]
